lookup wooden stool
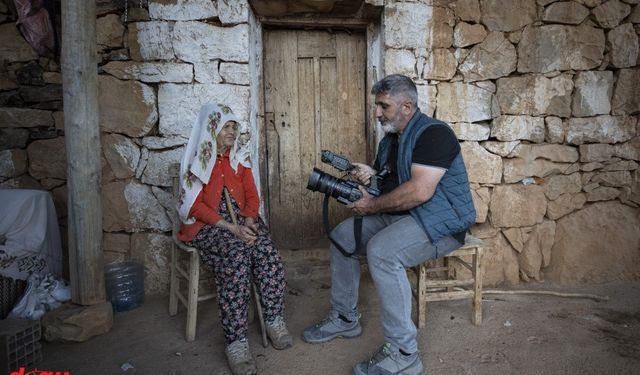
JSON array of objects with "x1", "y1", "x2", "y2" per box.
[
  {"x1": 167, "y1": 164, "x2": 268, "y2": 345},
  {"x1": 412, "y1": 235, "x2": 484, "y2": 328}
]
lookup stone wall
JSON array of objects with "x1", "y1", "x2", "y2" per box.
[{"x1": 0, "y1": 0, "x2": 638, "y2": 294}]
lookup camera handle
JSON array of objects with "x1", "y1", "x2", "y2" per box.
[{"x1": 323, "y1": 193, "x2": 363, "y2": 258}]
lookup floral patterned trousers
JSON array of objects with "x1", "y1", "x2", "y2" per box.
[{"x1": 191, "y1": 194, "x2": 286, "y2": 344}]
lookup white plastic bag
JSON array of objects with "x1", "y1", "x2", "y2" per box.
[{"x1": 9, "y1": 273, "x2": 71, "y2": 320}]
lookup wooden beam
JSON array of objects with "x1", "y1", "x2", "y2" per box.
[{"x1": 61, "y1": 0, "x2": 105, "y2": 305}]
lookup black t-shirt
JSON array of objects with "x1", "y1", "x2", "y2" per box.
[
  {"x1": 374, "y1": 124, "x2": 461, "y2": 193},
  {"x1": 373, "y1": 124, "x2": 466, "y2": 243}
]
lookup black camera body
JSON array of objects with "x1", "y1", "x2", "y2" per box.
[{"x1": 307, "y1": 150, "x2": 389, "y2": 205}]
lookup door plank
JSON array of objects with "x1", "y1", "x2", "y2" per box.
[{"x1": 264, "y1": 29, "x2": 367, "y2": 249}]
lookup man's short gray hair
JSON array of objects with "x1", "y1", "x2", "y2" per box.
[{"x1": 371, "y1": 74, "x2": 418, "y2": 107}]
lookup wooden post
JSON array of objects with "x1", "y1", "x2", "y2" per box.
[{"x1": 61, "y1": 0, "x2": 105, "y2": 305}]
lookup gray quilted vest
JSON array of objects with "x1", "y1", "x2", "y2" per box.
[{"x1": 377, "y1": 110, "x2": 476, "y2": 246}]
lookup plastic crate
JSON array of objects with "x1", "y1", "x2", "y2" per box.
[
  {"x1": 0, "y1": 319, "x2": 42, "y2": 375},
  {"x1": 0, "y1": 276, "x2": 26, "y2": 319}
]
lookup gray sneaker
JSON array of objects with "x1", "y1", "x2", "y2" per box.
[
  {"x1": 352, "y1": 343, "x2": 423, "y2": 375},
  {"x1": 225, "y1": 338, "x2": 257, "y2": 375},
  {"x1": 266, "y1": 316, "x2": 293, "y2": 350},
  {"x1": 302, "y1": 310, "x2": 362, "y2": 344}
]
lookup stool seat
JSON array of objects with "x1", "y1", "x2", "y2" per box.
[{"x1": 412, "y1": 235, "x2": 484, "y2": 328}]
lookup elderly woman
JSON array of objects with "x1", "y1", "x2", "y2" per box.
[{"x1": 177, "y1": 103, "x2": 292, "y2": 375}]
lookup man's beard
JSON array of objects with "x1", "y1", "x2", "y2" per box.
[{"x1": 381, "y1": 122, "x2": 398, "y2": 134}]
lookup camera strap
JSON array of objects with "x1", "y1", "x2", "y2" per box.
[{"x1": 323, "y1": 194, "x2": 362, "y2": 258}]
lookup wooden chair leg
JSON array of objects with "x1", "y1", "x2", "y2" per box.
[
  {"x1": 252, "y1": 282, "x2": 268, "y2": 348},
  {"x1": 417, "y1": 263, "x2": 427, "y2": 329},
  {"x1": 472, "y1": 246, "x2": 483, "y2": 325},
  {"x1": 169, "y1": 245, "x2": 179, "y2": 316},
  {"x1": 446, "y1": 257, "x2": 455, "y2": 292},
  {"x1": 185, "y1": 251, "x2": 200, "y2": 342}
]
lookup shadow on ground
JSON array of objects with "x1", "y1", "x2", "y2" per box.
[{"x1": 38, "y1": 276, "x2": 640, "y2": 375}]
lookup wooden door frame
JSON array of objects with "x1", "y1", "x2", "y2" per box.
[{"x1": 253, "y1": 16, "x2": 383, "y2": 225}]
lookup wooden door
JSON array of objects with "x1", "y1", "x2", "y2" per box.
[{"x1": 264, "y1": 29, "x2": 367, "y2": 249}]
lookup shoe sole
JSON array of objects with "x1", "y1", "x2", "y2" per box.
[
  {"x1": 352, "y1": 358, "x2": 423, "y2": 375},
  {"x1": 302, "y1": 325, "x2": 362, "y2": 344},
  {"x1": 270, "y1": 338, "x2": 293, "y2": 350}
]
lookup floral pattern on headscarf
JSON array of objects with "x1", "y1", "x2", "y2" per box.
[{"x1": 177, "y1": 103, "x2": 251, "y2": 224}]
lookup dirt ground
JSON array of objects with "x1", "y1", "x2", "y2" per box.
[{"x1": 38, "y1": 273, "x2": 640, "y2": 375}]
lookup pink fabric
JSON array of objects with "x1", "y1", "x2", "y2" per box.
[{"x1": 13, "y1": 0, "x2": 57, "y2": 58}]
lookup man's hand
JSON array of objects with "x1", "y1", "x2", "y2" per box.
[
  {"x1": 347, "y1": 186, "x2": 377, "y2": 216},
  {"x1": 350, "y1": 162, "x2": 376, "y2": 185}
]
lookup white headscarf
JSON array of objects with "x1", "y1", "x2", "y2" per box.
[{"x1": 177, "y1": 103, "x2": 252, "y2": 224}]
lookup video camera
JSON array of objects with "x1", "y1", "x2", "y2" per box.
[{"x1": 306, "y1": 150, "x2": 389, "y2": 205}]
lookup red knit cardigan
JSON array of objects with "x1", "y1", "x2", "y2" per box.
[{"x1": 178, "y1": 151, "x2": 259, "y2": 242}]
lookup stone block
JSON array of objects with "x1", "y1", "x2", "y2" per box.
[
  {"x1": 0, "y1": 23, "x2": 38, "y2": 62},
  {"x1": 27, "y1": 137, "x2": 66, "y2": 180},
  {"x1": 158, "y1": 83, "x2": 250, "y2": 137},
  {"x1": 102, "y1": 133, "x2": 140, "y2": 179},
  {"x1": 543, "y1": 2, "x2": 590, "y2": 24},
  {"x1": 491, "y1": 115, "x2": 545, "y2": 143},
  {"x1": 566, "y1": 115, "x2": 636, "y2": 145},
  {"x1": 141, "y1": 147, "x2": 184, "y2": 187},
  {"x1": 572, "y1": 71, "x2": 613, "y2": 117},
  {"x1": 545, "y1": 202, "x2": 640, "y2": 285},
  {"x1": 384, "y1": 2, "x2": 431, "y2": 49},
  {"x1": 128, "y1": 21, "x2": 175, "y2": 61},
  {"x1": 97, "y1": 14, "x2": 124, "y2": 50},
  {"x1": 131, "y1": 233, "x2": 172, "y2": 294},
  {"x1": 480, "y1": 0, "x2": 537, "y2": 32},
  {"x1": 102, "y1": 61, "x2": 193, "y2": 83},
  {"x1": 173, "y1": 22, "x2": 249, "y2": 63},
  {"x1": 593, "y1": 0, "x2": 631, "y2": 28},
  {"x1": 450, "y1": 0, "x2": 481, "y2": 22},
  {"x1": 218, "y1": 0, "x2": 249, "y2": 24},
  {"x1": 220, "y1": 62, "x2": 250, "y2": 85},
  {"x1": 148, "y1": 0, "x2": 217, "y2": 21},
  {"x1": 481, "y1": 140, "x2": 519, "y2": 157},
  {"x1": 490, "y1": 184, "x2": 547, "y2": 227},
  {"x1": 423, "y1": 48, "x2": 456, "y2": 81},
  {"x1": 436, "y1": 82, "x2": 494, "y2": 123},
  {"x1": 42, "y1": 302, "x2": 113, "y2": 342},
  {"x1": 0, "y1": 149, "x2": 27, "y2": 178},
  {"x1": 453, "y1": 22, "x2": 486, "y2": 48},
  {"x1": 102, "y1": 180, "x2": 172, "y2": 232},
  {"x1": 385, "y1": 49, "x2": 417, "y2": 79},
  {"x1": 459, "y1": 32, "x2": 516, "y2": 82},
  {"x1": 612, "y1": 68, "x2": 640, "y2": 115},
  {"x1": 450, "y1": 122, "x2": 490, "y2": 141},
  {"x1": 546, "y1": 192, "x2": 587, "y2": 220},
  {"x1": 461, "y1": 141, "x2": 502, "y2": 184},
  {"x1": 497, "y1": 74, "x2": 573, "y2": 117},
  {"x1": 608, "y1": 23, "x2": 639, "y2": 68},
  {"x1": 99, "y1": 75, "x2": 157, "y2": 137},
  {"x1": 0, "y1": 107, "x2": 53, "y2": 128},
  {"x1": 517, "y1": 24, "x2": 605, "y2": 73}
]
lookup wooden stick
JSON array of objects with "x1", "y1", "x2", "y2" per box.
[
  {"x1": 223, "y1": 187, "x2": 238, "y2": 225},
  {"x1": 482, "y1": 289, "x2": 609, "y2": 302}
]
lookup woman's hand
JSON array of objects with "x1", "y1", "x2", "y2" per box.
[
  {"x1": 230, "y1": 223, "x2": 258, "y2": 245},
  {"x1": 244, "y1": 217, "x2": 260, "y2": 234},
  {"x1": 216, "y1": 219, "x2": 257, "y2": 245}
]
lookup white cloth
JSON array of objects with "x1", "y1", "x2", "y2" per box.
[
  {"x1": 0, "y1": 189, "x2": 63, "y2": 280},
  {"x1": 177, "y1": 103, "x2": 252, "y2": 224},
  {"x1": 9, "y1": 272, "x2": 71, "y2": 320}
]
